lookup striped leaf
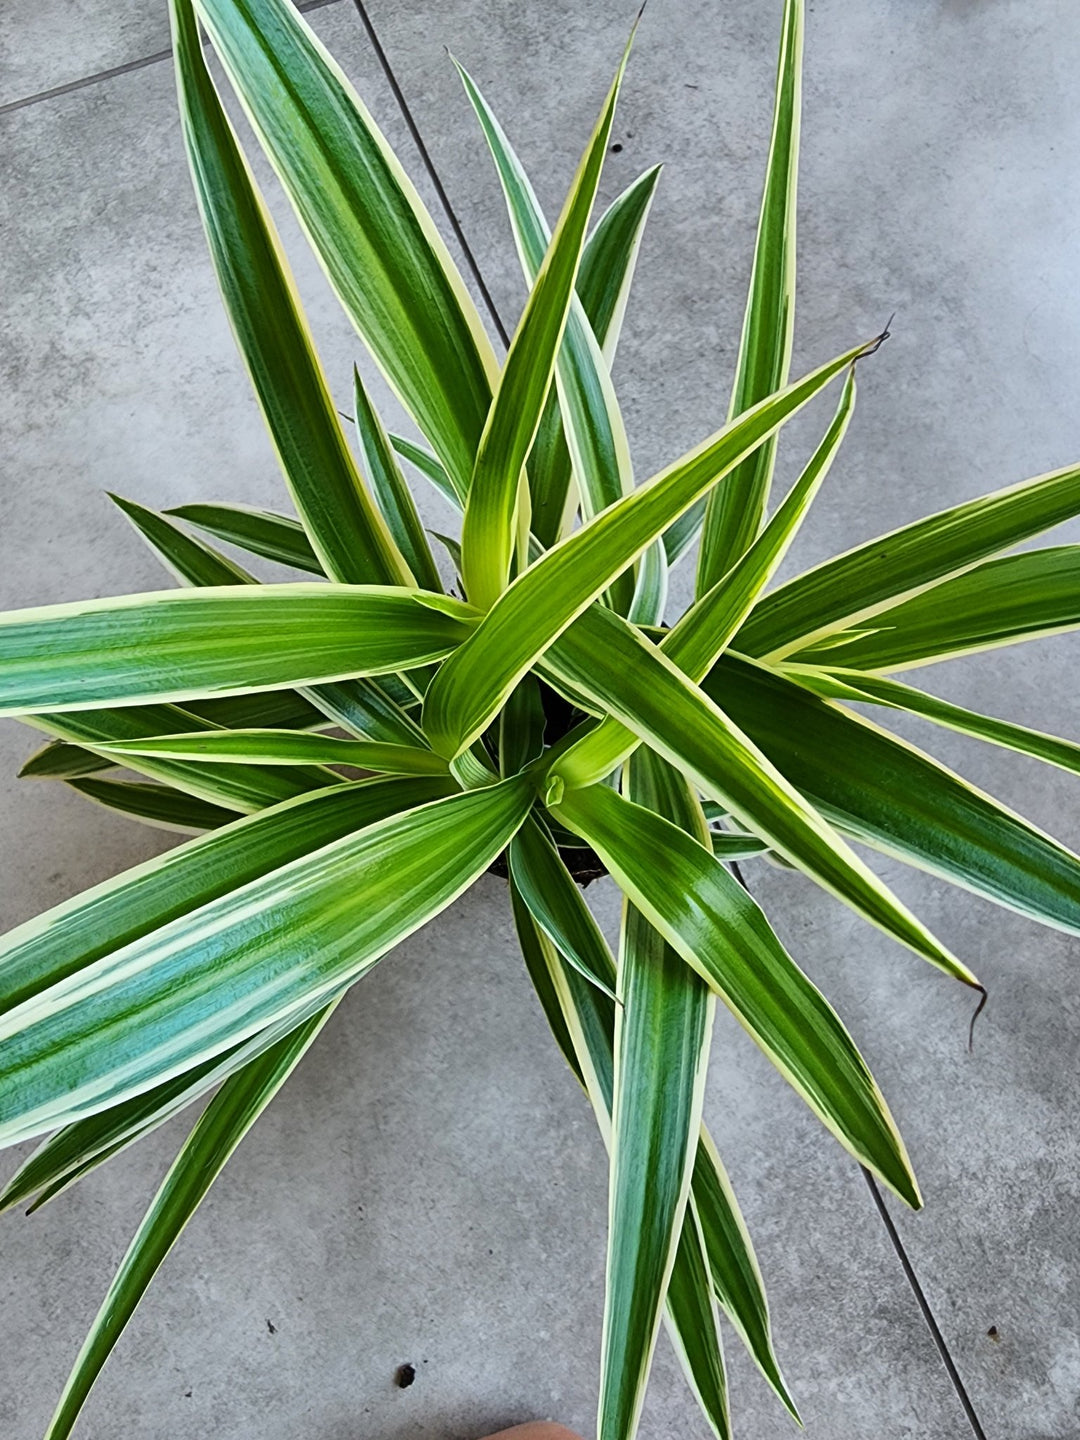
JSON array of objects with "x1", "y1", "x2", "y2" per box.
[
  {"x1": 599, "y1": 751, "x2": 716, "y2": 1440},
  {"x1": 42, "y1": 1006, "x2": 333, "y2": 1440},
  {"x1": 171, "y1": 0, "x2": 412, "y2": 586},
  {"x1": 791, "y1": 545, "x2": 1080, "y2": 672},
  {"x1": 0, "y1": 777, "x2": 530, "y2": 1148},
  {"x1": 736, "y1": 459, "x2": 1080, "y2": 660},
  {"x1": 91, "y1": 729, "x2": 450, "y2": 776},
  {"x1": 0, "y1": 777, "x2": 453, "y2": 1022},
  {"x1": 455, "y1": 58, "x2": 639, "y2": 609},
  {"x1": 793, "y1": 665, "x2": 1080, "y2": 778},
  {"x1": 353, "y1": 367, "x2": 443, "y2": 593},
  {"x1": 697, "y1": 0, "x2": 802, "y2": 590},
  {"x1": 65, "y1": 777, "x2": 236, "y2": 834},
  {"x1": 460, "y1": 34, "x2": 634, "y2": 609},
  {"x1": 550, "y1": 778, "x2": 920, "y2": 1206},
  {"x1": 708, "y1": 652, "x2": 1080, "y2": 937},
  {"x1": 424, "y1": 338, "x2": 871, "y2": 758},
  {"x1": 0, "y1": 584, "x2": 477, "y2": 717},
  {"x1": 511, "y1": 869, "x2": 792, "y2": 1418},
  {"x1": 542, "y1": 605, "x2": 972, "y2": 984},
  {"x1": 508, "y1": 816, "x2": 618, "y2": 999},
  {"x1": 24, "y1": 705, "x2": 330, "y2": 814},
  {"x1": 195, "y1": 0, "x2": 498, "y2": 497},
  {"x1": 167, "y1": 502, "x2": 323, "y2": 573}
]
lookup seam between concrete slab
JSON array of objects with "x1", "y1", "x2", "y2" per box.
[
  {"x1": 342, "y1": 13, "x2": 998, "y2": 1433},
  {"x1": 0, "y1": 0, "x2": 341, "y2": 118},
  {"x1": 862, "y1": 1168, "x2": 989, "y2": 1440},
  {"x1": 348, "y1": 0, "x2": 510, "y2": 347}
]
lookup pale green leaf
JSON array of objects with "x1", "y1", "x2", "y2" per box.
[
  {"x1": 424, "y1": 338, "x2": 873, "y2": 759},
  {"x1": 460, "y1": 35, "x2": 634, "y2": 609}
]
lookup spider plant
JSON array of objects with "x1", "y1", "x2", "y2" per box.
[{"x1": 2, "y1": 0, "x2": 1079, "y2": 1436}]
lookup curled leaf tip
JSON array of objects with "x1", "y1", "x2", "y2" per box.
[
  {"x1": 856, "y1": 312, "x2": 896, "y2": 361},
  {"x1": 544, "y1": 774, "x2": 565, "y2": 808},
  {"x1": 967, "y1": 984, "x2": 988, "y2": 1053}
]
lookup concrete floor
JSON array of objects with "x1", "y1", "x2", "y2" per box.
[{"x1": 1, "y1": 2, "x2": 1079, "y2": 1437}]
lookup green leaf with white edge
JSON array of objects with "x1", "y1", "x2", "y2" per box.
[
  {"x1": 42, "y1": 1004, "x2": 333, "y2": 1440},
  {"x1": 511, "y1": 867, "x2": 791, "y2": 1417},
  {"x1": 1, "y1": 775, "x2": 455, "y2": 1211},
  {"x1": 0, "y1": 776, "x2": 453, "y2": 1022},
  {"x1": 510, "y1": 882, "x2": 593, "y2": 1092},
  {"x1": 499, "y1": 675, "x2": 546, "y2": 778},
  {"x1": 353, "y1": 367, "x2": 443, "y2": 594},
  {"x1": 0, "y1": 775, "x2": 531, "y2": 1148},
  {"x1": 526, "y1": 166, "x2": 663, "y2": 549},
  {"x1": 171, "y1": 0, "x2": 412, "y2": 588},
  {"x1": 709, "y1": 651, "x2": 1080, "y2": 939},
  {"x1": 301, "y1": 678, "x2": 427, "y2": 747},
  {"x1": 186, "y1": 690, "x2": 328, "y2": 731},
  {"x1": 542, "y1": 604, "x2": 973, "y2": 986},
  {"x1": 566, "y1": 365, "x2": 853, "y2": 772},
  {"x1": 65, "y1": 777, "x2": 237, "y2": 834},
  {"x1": 92, "y1": 729, "x2": 450, "y2": 775},
  {"x1": 508, "y1": 816, "x2": 618, "y2": 1000},
  {"x1": 628, "y1": 538, "x2": 669, "y2": 627},
  {"x1": 711, "y1": 830, "x2": 772, "y2": 860},
  {"x1": 697, "y1": 0, "x2": 802, "y2": 592},
  {"x1": 0, "y1": 1045, "x2": 245, "y2": 1214},
  {"x1": 736, "y1": 458, "x2": 1080, "y2": 661},
  {"x1": 112, "y1": 494, "x2": 254, "y2": 587},
  {"x1": 25, "y1": 704, "x2": 330, "y2": 813},
  {"x1": 691, "y1": 1128, "x2": 796, "y2": 1418},
  {"x1": 19, "y1": 740, "x2": 113, "y2": 780},
  {"x1": 167, "y1": 502, "x2": 323, "y2": 574},
  {"x1": 391, "y1": 434, "x2": 464, "y2": 510},
  {"x1": 599, "y1": 749, "x2": 716, "y2": 1440},
  {"x1": 790, "y1": 545, "x2": 1080, "y2": 672},
  {"x1": 581, "y1": 166, "x2": 664, "y2": 365},
  {"x1": 460, "y1": 34, "x2": 634, "y2": 610},
  {"x1": 455, "y1": 58, "x2": 638, "y2": 610},
  {"x1": 550, "y1": 777, "x2": 920, "y2": 1206},
  {"x1": 0, "y1": 584, "x2": 477, "y2": 717},
  {"x1": 792, "y1": 664, "x2": 1080, "y2": 779},
  {"x1": 665, "y1": 1204, "x2": 732, "y2": 1440},
  {"x1": 511, "y1": 873, "x2": 735, "y2": 1438},
  {"x1": 195, "y1": 0, "x2": 498, "y2": 498},
  {"x1": 111, "y1": 492, "x2": 429, "y2": 751},
  {"x1": 425, "y1": 337, "x2": 874, "y2": 759},
  {"x1": 672, "y1": 366, "x2": 855, "y2": 675}
]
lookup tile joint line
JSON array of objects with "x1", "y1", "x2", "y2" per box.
[
  {"x1": 351, "y1": 3, "x2": 995, "y2": 1434},
  {"x1": 0, "y1": 0, "x2": 341, "y2": 118},
  {"x1": 862, "y1": 1167, "x2": 989, "y2": 1439},
  {"x1": 348, "y1": 0, "x2": 511, "y2": 349}
]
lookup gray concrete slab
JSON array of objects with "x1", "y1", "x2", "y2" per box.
[
  {"x1": 0, "y1": 1, "x2": 168, "y2": 109},
  {"x1": 0, "y1": 0, "x2": 342, "y2": 111},
  {"x1": 1, "y1": 1, "x2": 1078, "y2": 1438}
]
